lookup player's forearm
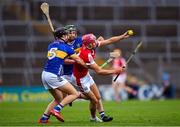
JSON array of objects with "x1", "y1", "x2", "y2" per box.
[
  {"x1": 74, "y1": 57, "x2": 88, "y2": 68},
  {"x1": 100, "y1": 35, "x2": 124, "y2": 46},
  {"x1": 107, "y1": 35, "x2": 124, "y2": 44},
  {"x1": 91, "y1": 62, "x2": 119, "y2": 75},
  {"x1": 70, "y1": 55, "x2": 88, "y2": 68},
  {"x1": 95, "y1": 68, "x2": 116, "y2": 75},
  {"x1": 64, "y1": 58, "x2": 75, "y2": 64}
]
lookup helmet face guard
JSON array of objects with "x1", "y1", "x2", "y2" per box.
[{"x1": 64, "y1": 25, "x2": 77, "y2": 42}]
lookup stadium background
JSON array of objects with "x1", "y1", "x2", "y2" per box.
[{"x1": 0, "y1": 0, "x2": 180, "y2": 101}]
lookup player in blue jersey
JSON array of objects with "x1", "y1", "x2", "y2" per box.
[
  {"x1": 39, "y1": 27, "x2": 88, "y2": 123},
  {"x1": 38, "y1": 25, "x2": 83, "y2": 124},
  {"x1": 39, "y1": 25, "x2": 131, "y2": 123},
  {"x1": 62, "y1": 25, "x2": 82, "y2": 85}
]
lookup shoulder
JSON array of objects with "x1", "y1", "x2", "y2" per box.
[
  {"x1": 75, "y1": 37, "x2": 83, "y2": 44},
  {"x1": 55, "y1": 42, "x2": 71, "y2": 52},
  {"x1": 80, "y1": 48, "x2": 91, "y2": 59},
  {"x1": 76, "y1": 36, "x2": 82, "y2": 41},
  {"x1": 63, "y1": 43, "x2": 73, "y2": 50},
  {"x1": 48, "y1": 41, "x2": 59, "y2": 49},
  {"x1": 121, "y1": 57, "x2": 126, "y2": 61},
  {"x1": 80, "y1": 47, "x2": 90, "y2": 54}
]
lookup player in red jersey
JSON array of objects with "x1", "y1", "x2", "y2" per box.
[
  {"x1": 111, "y1": 48, "x2": 137, "y2": 102},
  {"x1": 73, "y1": 34, "x2": 126, "y2": 122}
]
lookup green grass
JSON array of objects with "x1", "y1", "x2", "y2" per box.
[{"x1": 0, "y1": 100, "x2": 180, "y2": 126}]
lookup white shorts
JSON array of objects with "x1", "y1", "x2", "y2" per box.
[
  {"x1": 73, "y1": 73, "x2": 95, "y2": 93},
  {"x1": 113, "y1": 73, "x2": 127, "y2": 84},
  {"x1": 41, "y1": 71, "x2": 68, "y2": 90},
  {"x1": 62, "y1": 74, "x2": 76, "y2": 85}
]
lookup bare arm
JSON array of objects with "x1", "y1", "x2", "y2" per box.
[
  {"x1": 99, "y1": 31, "x2": 129, "y2": 47},
  {"x1": 90, "y1": 62, "x2": 125, "y2": 75},
  {"x1": 70, "y1": 54, "x2": 88, "y2": 68},
  {"x1": 64, "y1": 58, "x2": 75, "y2": 65},
  {"x1": 97, "y1": 36, "x2": 104, "y2": 41}
]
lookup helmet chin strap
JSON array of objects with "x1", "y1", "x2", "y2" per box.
[
  {"x1": 58, "y1": 37, "x2": 66, "y2": 42},
  {"x1": 67, "y1": 40, "x2": 75, "y2": 45}
]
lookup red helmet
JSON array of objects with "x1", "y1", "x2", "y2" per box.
[{"x1": 82, "y1": 34, "x2": 97, "y2": 48}]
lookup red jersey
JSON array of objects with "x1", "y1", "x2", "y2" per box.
[
  {"x1": 73, "y1": 46, "x2": 96, "y2": 84},
  {"x1": 113, "y1": 57, "x2": 126, "y2": 76},
  {"x1": 113, "y1": 57, "x2": 126, "y2": 68}
]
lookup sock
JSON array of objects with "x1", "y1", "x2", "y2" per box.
[
  {"x1": 54, "y1": 103, "x2": 63, "y2": 112},
  {"x1": 99, "y1": 111, "x2": 105, "y2": 119},
  {"x1": 41, "y1": 113, "x2": 50, "y2": 120}
]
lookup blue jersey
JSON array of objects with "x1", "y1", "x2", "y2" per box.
[
  {"x1": 63, "y1": 37, "x2": 82, "y2": 75},
  {"x1": 44, "y1": 40, "x2": 76, "y2": 76}
]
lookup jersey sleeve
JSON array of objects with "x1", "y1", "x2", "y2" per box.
[
  {"x1": 66, "y1": 45, "x2": 76, "y2": 57},
  {"x1": 77, "y1": 37, "x2": 83, "y2": 46},
  {"x1": 74, "y1": 37, "x2": 83, "y2": 53}
]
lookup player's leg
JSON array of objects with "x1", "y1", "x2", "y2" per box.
[
  {"x1": 47, "y1": 88, "x2": 67, "y2": 122},
  {"x1": 50, "y1": 82, "x2": 79, "y2": 121},
  {"x1": 44, "y1": 91, "x2": 64, "y2": 115},
  {"x1": 112, "y1": 81, "x2": 121, "y2": 101},
  {"x1": 48, "y1": 85, "x2": 78, "y2": 122},
  {"x1": 90, "y1": 83, "x2": 113, "y2": 122},
  {"x1": 42, "y1": 76, "x2": 74, "y2": 120},
  {"x1": 57, "y1": 83, "x2": 79, "y2": 105},
  {"x1": 83, "y1": 91, "x2": 98, "y2": 119},
  {"x1": 39, "y1": 71, "x2": 63, "y2": 123},
  {"x1": 87, "y1": 85, "x2": 102, "y2": 122},
  {"x1": 78, "y1": 77, "x2": 99, "y2": 120},
  {"x1": 41, "y1": 71, "x2": 78, "y2": 122},
  {"x1": 115, "y1": 74, "x2": 137, "y2": 99},
  {"x1": 79, "y1": 74, "x2": 100, "y2": 121},
  {"x1": 62, "y1": 74, "x2": 74, "y2": 106},
  {"x1": 38, "y1": 90, "x2": 64, "y2": 123},
  {"x1": 112, "y1": 74, "x2": 128, "y2": 102},
  {"x1": 62, "y1": 74, "x2": 89, "y2": 106},
  {"x1": 44, "y1": 100, "x2": 58, "y2": 115},
  {"x1": 78, "y1": 91, "x2": 89, "y2": 99},
  {"x1": 39, "y1": 100, "x2": 57, "y2": 123}
]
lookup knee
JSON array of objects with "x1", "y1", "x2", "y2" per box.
[
  {"x1": 91, "y1": 98, "x2": 98, "y2": 105},
  {"x1": 95, "y1": 99, "x2": 99, "y2": 104},
  {"x1": 96, "y1": 95, "x2": 101, "y2": 101},
  {"x1": 73, "y1": 91, "x2": 79, "y2": 98}
]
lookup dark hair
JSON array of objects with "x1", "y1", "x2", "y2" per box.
[{"x1": 54, "y1": 27, "x2": 68, "y2": 39}]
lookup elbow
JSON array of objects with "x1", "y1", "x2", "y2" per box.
[{"x1": 96, "y1": 70, "x2": 103, "y2": 75}]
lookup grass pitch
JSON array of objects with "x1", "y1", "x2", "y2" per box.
[{"x1": 0, "y1": 100, "x2": 180, "y2": 126}]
